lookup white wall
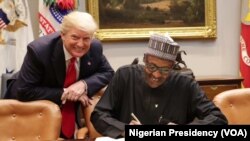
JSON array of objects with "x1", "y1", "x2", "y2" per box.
[
  {"x1": 0, "y1": 0, "x2": 242, "y2": 95},
  {"x1": 28, "y1": 0, "x2": 242, "y2": 77},
  {"x1": 102, "y1": 0, "x2": 242, "y2": 77}
]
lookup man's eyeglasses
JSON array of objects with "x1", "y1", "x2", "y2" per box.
[{"x1": 145, "y1": 63, "x2": 172, "y2": 75}]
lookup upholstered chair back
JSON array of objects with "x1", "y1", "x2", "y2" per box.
[
  {"x1": 213, "y1": 88, "x2": 250, "y2": 124},
  {"x1": 0, "y1": 100, "x2": 61, "y2": 141}
]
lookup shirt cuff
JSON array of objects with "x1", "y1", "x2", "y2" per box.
[{"x1": 81, "y1": 80, "x2": 88, "y2": 94}]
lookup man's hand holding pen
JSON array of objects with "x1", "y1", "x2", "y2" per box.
[{"x1": 130, "y1": 113, "x2": 141, "y2": 125}]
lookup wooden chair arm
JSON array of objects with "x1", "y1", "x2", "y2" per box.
[
  {"x1": 76, "y1": 87, "x2": 106, "y2": 139},
  {"x1": 76, "y1": 127, "x2": 89, "y2": 139}
]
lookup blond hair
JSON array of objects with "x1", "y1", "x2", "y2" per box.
[{"x1": 60, "y1": 11, "x2": 98, "y2": 36}]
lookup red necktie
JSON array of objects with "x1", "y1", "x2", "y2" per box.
[{"x1": 61, "y1": 57, "x2": 76, "y2": 138}]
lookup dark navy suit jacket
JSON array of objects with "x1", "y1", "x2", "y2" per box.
[{"x1": 15, "y1": 32, "x2": 114, "y2": 105}]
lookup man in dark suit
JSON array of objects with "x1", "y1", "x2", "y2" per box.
[{"x1": 9, "y1": 11, "x2": 114, "y2": 139}]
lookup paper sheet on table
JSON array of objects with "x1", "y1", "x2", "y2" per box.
[{"x1": 95, "y1": 136, "x2": 125, "y2": 141}]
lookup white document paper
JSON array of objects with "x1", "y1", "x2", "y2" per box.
[{"x1": 95, "y1": 136, "x2": 125, "y2": 141}]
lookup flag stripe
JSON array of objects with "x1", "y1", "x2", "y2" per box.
[{"x1": 38, "y1": 12, "x2": 56, "y2": 34}]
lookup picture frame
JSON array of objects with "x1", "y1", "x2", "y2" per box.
[{"x1": 87, "y1": 0, "x2": 216, "y2": 41}]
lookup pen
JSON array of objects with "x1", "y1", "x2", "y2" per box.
[
  {"x1": 158, "y1": 115, "x2": 163, "y2": 123},
  {"x1": 131, "y1": 112, "x2": 141, "y2": 123}
]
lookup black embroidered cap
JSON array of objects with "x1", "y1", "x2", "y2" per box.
[{"x1": 147, "y1": 33, "x2": 180, "y2": 61}]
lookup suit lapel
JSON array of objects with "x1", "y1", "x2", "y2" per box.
[{"x1": 52, "y1": 39, "x2": 66, "y2": 86}]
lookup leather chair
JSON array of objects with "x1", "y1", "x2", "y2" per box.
[
  {"x1": 76, "y1": 88, "x2": 105, "y2": 139},
  {"x1": 0, "y1": 99, "x2": 62, "y2": 141},
  {"x1": 213, "y1": 88, "x2": 250, "y2": 124}
]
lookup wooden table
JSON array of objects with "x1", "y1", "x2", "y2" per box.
[{"x1": 196, "y1": 75, "x2": 243, "y2": 100}]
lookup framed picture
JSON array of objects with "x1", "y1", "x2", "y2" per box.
[{"x1": 87, "y1": 0, "x2": 216, "y2": 41}]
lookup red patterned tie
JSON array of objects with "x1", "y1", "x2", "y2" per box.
[{"x1": 61, "y1": 57, "x2": 76, "y2": 138}]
